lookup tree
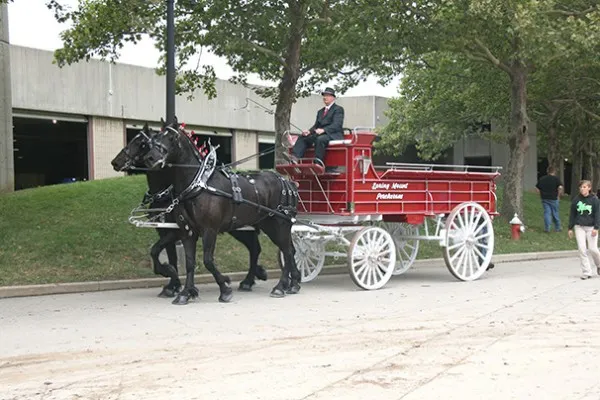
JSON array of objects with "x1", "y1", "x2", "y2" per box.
[
  {"x1": 46, "y1": 0, "x2": 376, "y2": 162},
  {"x1": 354, "y1": 0, "x2": 599, "y2": 220},
  {"x1": 376, "y1": 52, "x2": 509, "y2": 161}
]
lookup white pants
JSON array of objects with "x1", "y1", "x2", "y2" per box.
[{"x1": 574, "y1": 225, "x2": 600, "y2": 276}]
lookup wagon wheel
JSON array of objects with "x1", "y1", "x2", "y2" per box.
[
  {"x1": 443, "y1": 202, "x2": 494, "y2": 281},
  {"x1": 381, "y1": 222, "x2": 420, "y2": 275},
  {"x1": 278, "y1": 232, "x2": 325, "y2": 283},
  {"x1": 348, "y1": 226, "x2": 397, "y2": 290}
]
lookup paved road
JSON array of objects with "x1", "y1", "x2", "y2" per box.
[{"x1": 1, "y1": 257, "x2": 599, "y2": 400}]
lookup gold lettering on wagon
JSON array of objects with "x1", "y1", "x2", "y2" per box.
[
  {"x1": 371, "y1": 182, "x2": 409, "y2": 200},
  {"x1": 371, "y1": 182, "x2": 408, "y2": 190}
]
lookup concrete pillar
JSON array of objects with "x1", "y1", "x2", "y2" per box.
[
  {"x1": 0, "y1": 4, "x2": 13, "y2": 193},
  {"x1": 232, "y1": 130, "x2": 258, "y2": 170},
  {"x1": 88, "y1": 116, "x2": 125, "y2": 179}
]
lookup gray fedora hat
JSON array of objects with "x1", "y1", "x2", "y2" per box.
[{"x1": 320, "y1": 87, "x2": 336, "y2": 97}]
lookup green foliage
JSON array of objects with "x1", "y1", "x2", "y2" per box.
[
  {"x1": 376, "y1": 53, "x2": 510, "y2": 160},
  {"x1": 0, "y1": 175, "x2": 281, "y2": 286},
  {"x1": 45, "y1": 0, "x2": 373, "y2": 103}
]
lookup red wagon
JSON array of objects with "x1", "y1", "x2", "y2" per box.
[{"x1": 276, "y1": 128, "x2": 501, "y2": 290}]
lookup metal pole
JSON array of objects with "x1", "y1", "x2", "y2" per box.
[{"x1": 166, "y1": 0, "x2": 176, "y2": 124}]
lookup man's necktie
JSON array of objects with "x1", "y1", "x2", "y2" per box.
[{"x1": 323, "y1": 107, "x2": 328, "y2": 117}]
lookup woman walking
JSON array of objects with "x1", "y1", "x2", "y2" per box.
[{"x1": 568, "y1": 180, "x2": 600, "y2": 279}]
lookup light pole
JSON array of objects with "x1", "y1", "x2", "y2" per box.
[{"x1": 166, "y1": 0, "x2": 176, "y2": 125}]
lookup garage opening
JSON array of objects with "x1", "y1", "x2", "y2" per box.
[{"x1": 13, "y1": 116, "x2": 89, "y2": 190}]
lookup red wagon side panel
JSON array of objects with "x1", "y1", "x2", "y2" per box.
[{"x1": 276, "y1": 131, "x2": 500, "y2": 223}]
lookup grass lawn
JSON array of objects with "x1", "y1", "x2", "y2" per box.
[{"x1": 0, "y1": 175, "x2": 574, "y2": 286}]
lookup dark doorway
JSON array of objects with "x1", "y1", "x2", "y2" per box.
[
  {"x1": 373, "y1": 144, "x2": 453, "y2": 166},
  {"x1": 464, "y1": 156, "x2": 492, "y2": 172},
  {"x1": 13, "y1": 117, "x2": 88, "y2": 190},
  {"x1": 258, "y1": 142, "x2": 275, "y2": 169}
]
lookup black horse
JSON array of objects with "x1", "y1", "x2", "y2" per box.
[
  {"x1": 110, "y1": 124, "x2": 268, "y2": 298},
  {"x1": 139, "y1": 121, "x2": 301, "y2": 305}
]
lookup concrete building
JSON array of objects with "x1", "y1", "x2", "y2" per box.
[{"x1": 2, "y1": 43, "x2": 537, "y2": 192}]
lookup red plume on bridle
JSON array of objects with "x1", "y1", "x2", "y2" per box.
[{"x1": 179, "y1": 122, "x2": 209, "y2": 157}]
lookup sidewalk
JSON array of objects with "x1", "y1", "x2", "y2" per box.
[{"x1": 0, "y1": 250, "x2": 578, "y2": 299}]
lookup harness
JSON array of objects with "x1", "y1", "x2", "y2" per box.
[{"x1": 135, "y1": 127, "x2": 300, "y2": 235}]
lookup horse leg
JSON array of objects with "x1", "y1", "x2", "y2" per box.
[
  {"x1": 231, "y1": 229, "x2": 267, "y2": 292},
  {"x1": 261, "y1": 222, "x2": 300, "y2": 298},
  {"x1": 202, "y1": 230, "x2": 234, "y2": 303},
  {"x1": 151, "y1": 230, "x2": 182, "y2": 298},
  {"x1": 172, "y1": 234, "x2": 200, "y2": 305}
]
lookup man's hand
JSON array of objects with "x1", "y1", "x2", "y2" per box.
[
  {"x1": 315, "y1": 128, "x2": 325, "y2": 135},
  {"x1": 568, "y1": 229, "x2": 574, "y2": 239},
  {"x1": 593, "y1": 230, "x2": 598, "y2": 237},
  {"x1": 302, "y1": 130, "x2": 310, "y2": 136}
]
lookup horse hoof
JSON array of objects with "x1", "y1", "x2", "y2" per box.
[
  {"x1": 172, "y1": 294, "x2": 189, "y2": 305},
  {"x1": 255, "y1": 266, "x2": 268, "y2": 281},
  {"x1": 285, "y1": 285, "x2": 301, "y2": 295},
  {"x1": 158, "y1": 288, "x2": 176, "y2": 298},
  {"x1": 219, "y1": 292, "x2": 233, "y2": 303},
  {"x1": 238, "y1": 282, "x2": 253, "y2": 292},
  {"x1": 270, "y1": 288, "x2": 285, "y2": 298}
]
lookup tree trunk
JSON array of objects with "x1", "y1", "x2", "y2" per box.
[
  {"x1": 558, "y1": 158, "x2": 565, "y2": 192},
  {"x1": 546, "y1": 116, "x2": 561, "y2": 175},
  {"x1": 593, "y1": 156, "x2": 600, "y2": 194},
  {"x1": 570, "y1": 132, "x2": 582, "y2": 199},
  {"x1": 501, "y1": 61, "x2": 530, "y2": 221},
  {"x1": 273, "y1": 3, "x2": 305, "y2": 164}
]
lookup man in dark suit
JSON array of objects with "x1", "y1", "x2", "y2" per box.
[{"x1": 291, "y1": 87, "x2": 345, "y2": 170}]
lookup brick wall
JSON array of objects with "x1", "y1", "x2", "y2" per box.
[{"x1": 89, "y1": 117, "x2": 125, "y2": 180}]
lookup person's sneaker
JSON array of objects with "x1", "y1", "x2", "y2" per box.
[{"x1": 581, "y1": 275, "x2": 592, "y2": 280}]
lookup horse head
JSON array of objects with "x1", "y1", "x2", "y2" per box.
[
  {"x1": 145, "y1": 117, "x2": 215, "y2": 169},
  {"x1": 143, "y1": 118, "x2": 187, "y2": 169},
  {"x1": 111, "y1": 123, "x2": 154, "y2": 171}
]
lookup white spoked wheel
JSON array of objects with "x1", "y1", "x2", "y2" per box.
[
  {"x1": 279, "y1": 233, "x2": 325, "y2": 283},
  {"x1": 348, "y1": 226, "x2": 397, "y2": 290},
  {"x1": 381, "y1": 222, "x2": 420, "y2": 275},
  {"x1": 443, "y1": 202, "x2": 494, "y2": 281}
]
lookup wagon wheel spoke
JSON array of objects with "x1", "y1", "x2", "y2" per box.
[
  {"x1": 348, "y1": 227, "x2": 396, "y2": 290},
  {"x1": 450, "y1": 245, "x2": 466, "y2": 264},
  {"x1": 380, "y1": 223, "x2": 421, "y2": 276},
  {"x1": 280, "y1": 232, "x2": 326, "y2": 283},
  {"x1": 443, "y1": 202, "x2": 494, "y2": 282},
  {"x1": 474, "y1": 232, "x2": 491, "y2": 241},
  {"x1": 447, "y1": 240, "x2": 466, "y2": 251},
  {"x1": 473, "y1": 246, "x2": 487, "y2": 263},
  {"x1": 468, "y1": 249, "x2": 476, "y2": 277}
]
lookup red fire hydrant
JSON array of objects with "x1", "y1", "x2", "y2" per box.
[{"x1": 510, "y1": 213, "x2": 524, "y2": 240}]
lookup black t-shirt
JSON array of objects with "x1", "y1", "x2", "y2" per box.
[{"x1": 536, "y1": 175, "x2": 562, "y2": 200}]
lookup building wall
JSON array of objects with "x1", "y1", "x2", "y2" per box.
[
  {"x1": 9, "y1": 45, "x2": 378, "y2": 134},
  {"x1": 6, "y1": 44, "x2": 539, "y2": 186},
  {"x1": 453, "y1": 122, "x2": 538, "y2": 189},
  {"x1": 232, "y1": 130, "x2": 258, "y2": 170},
  {"x1": 0, "y1": 5, "x2": 13, "y2": 193},
  {"x1": 89, "y1": 117, "x2": 125, "y2": 180}
]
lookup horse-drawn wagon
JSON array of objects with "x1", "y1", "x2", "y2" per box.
[
  {"x1": 275, "y1": 128, "x2": 501, "y2": 290},
  {"x1": 113, "y1": 121, "x2": 500, "y2": 304}
]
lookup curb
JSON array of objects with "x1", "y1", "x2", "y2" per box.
[{"x1": 0, "y1": 250, "x2": 579, "y2": 299}]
